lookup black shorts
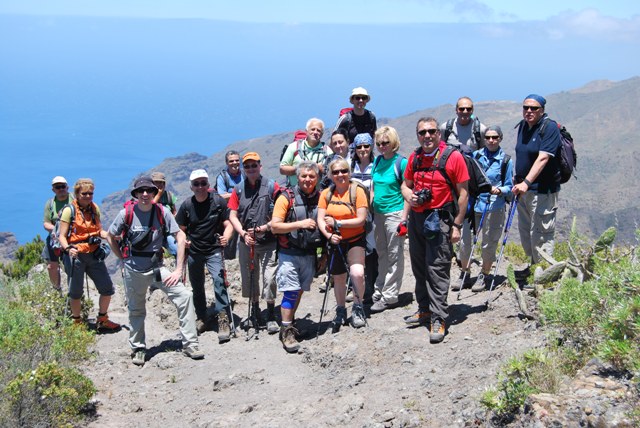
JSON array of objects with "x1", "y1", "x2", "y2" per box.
[{"x1": 329, "y1": 235, "x2": 366, "y2": 276}]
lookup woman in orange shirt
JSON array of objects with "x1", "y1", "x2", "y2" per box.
[{"x1": 317, "y1": 158, "x2": 368, "y2": 331}]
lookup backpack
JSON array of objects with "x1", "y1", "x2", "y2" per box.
[
  {"x1": 537, "y1": 119, "x2": 577, "y2": 184},
  {"x1": 120, "y1": 200, "x2": 168, "y2": 258},
  {"x1": 443, "y1": 116, "x2": 484, "y2": 150},
  {"x1": 276, "y1": 187, "x2": 324, "y2": 251},
  {"x1": 372, "y1": 154, "x2": 406, "y2": 186},
  {"x1": 214, "y1": 170, "x2": 232, "y2": 193},
  {"x1": 279, "y1": 130, "x2": 309, "y2": 162},
  {"x1": 50, "y1": 203, "x2": 76, "y2": 256}
]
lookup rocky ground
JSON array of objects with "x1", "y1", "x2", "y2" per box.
[{"x1": 77, "y1": 249, "x2": 635, "y2": 427}]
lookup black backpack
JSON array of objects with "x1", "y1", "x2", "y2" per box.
[{"x1": 538, "y1": 119, "x2": 577, "y2": 184}]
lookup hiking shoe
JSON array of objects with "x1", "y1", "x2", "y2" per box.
[
  {"x1": 370, "y1": 299, "x2": 398, "y2": 313},
  {"x1": 429, "y1": 318, "x2": 446, "y2": 343},
  {"x1": 332, "y1": 306, "x2": 348, "y2": 333},
  {"x1": 96, "y1": 314, "x2": 121, "y2": 332},
  {"x1": 131, "y1": 349, "x2": 146, "y2": 366},
  {"x1": 279, "y1": 325, "x2": 300, "y2": 353},
  {"x1": 266, "y1": 320, "x2": 279, "y2": 334},
  {"x1": 217, "y1": 312, "x2": 231, "y2": 343},
  {"x1": 372, "y1": 293, "x2": 382, "y2": 303},
  {"x1": 196, "y1": 318, "x2": 207, "y2": 335},
  {"x1": 183, "y1": 344, "x2": 205, "y2": 360},
  {"x1": 403, "y1": 310, "x2": 431, "y2": 326},
  {"x1": 471, "y1": 273, "x2": 487, "y2": 292},
  {"x1": 350, "y1": 304, "x2": 366, "y2": 329},
  {"x1": 451, "y1": 271, "x2": 473, "y2": 291}
]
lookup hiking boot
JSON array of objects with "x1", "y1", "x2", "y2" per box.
[
  {"x1": 279, "y1": 325, "x2": 300, "y2": 353},
  {"x1": 515, "y1": 266, "x2": 531, "y2": 281},
  {"x1": 196, "y1": 318, "x2": 207, "y2": 335},
  {"x1": 217, "y1": 312, "x2": 231, "y2": 343},
  {"x1": 131, "y1": 349, "x2": 146, "y2": 366},
  {"x1": 331, "y1": 306, "x2": 348, "y2": 333},
  {"x1": 429, "y1": 318, "x2": 446, "y2": 343},
  {"x1": 96, "y1": 314, "x2": 121, "y2": 332},
  {"x1": 471, "y1": 273, "x2": 488, "y2": 292},
  {"x1": 370, "y1": 299, "x2": 398, "y2": 313},
  {"x1": 403, "y1": 310, "x2": 431, "y2": 326},
  {"x1": 266, "y1": 320, "x2": 279, "y2": 334},
  {"x1": 350, "y1": 304, "x2": 366, "y2": 329},
  {"x1": 451, "y1": 271, "x2": 473, "y2": 291},
  {"x1": 183, "y1": 344, "x2": 205, "y2": 360}
]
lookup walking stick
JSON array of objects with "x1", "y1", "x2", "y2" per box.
[
  {"x1": 485, "y1": 196, "x2": 519, "y2": 308},
  {"x1": 64, "y1": 255, "x2": 75, "y2": 318},
  {"x1": 457, "y1": 197, "x2": 490, "y2": 301},
  {"x1": 244, "y1": 223, "x2": 259, "y2": 340},
  {"x1": 316, "y1": 246, "x2": 336, "y2": 339}
]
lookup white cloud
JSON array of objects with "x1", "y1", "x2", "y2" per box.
[{"x1": 546, "y1": 9, "x2": 640, "y2": 43}]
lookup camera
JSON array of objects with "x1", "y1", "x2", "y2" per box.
[
  {"x1": 414, "y1": 188, "x2": 432, "y2": 205},
  {"x1": 88, "y1": 236, "x2": 102, "y2": 245},
  {"x1": 93, "y1": 242, "x2": 111, "y2": 262}
]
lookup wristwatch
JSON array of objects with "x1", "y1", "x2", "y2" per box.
[
  {"x1": 335, "y1": 220, "x2": 342, "y2": 230},
  {"x1": 523, "y1": 178, "x2": 532, "y2": 187},
  {"x1": 453, "y1": 223, "x2": 463, "y2": 230}
]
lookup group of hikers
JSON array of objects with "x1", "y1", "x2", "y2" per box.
[{"x1": 41, "y1": 88, "x2": 565, "y2": 363}]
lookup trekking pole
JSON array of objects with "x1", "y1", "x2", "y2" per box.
[
  {"x1": 336, "y1": 243, "x2": 368, "y2": 327},
  {"x1": 245, "y1": 222, "x2": 259, "y2": 341},
  {"x1": 485, "y1": 196, "x2": 519, "y2": 308},
  {"x1": 457, "y1": 197, "x2": 490, "y2": 301},
  {"x1": 316, "y1": 246, "x2": 336, "y2": 339},
  {"x1": 64, "y1": 255, "x2": 75, "y2": 318},
  {"x1": 181, "y1": 246, "x2": 189, "y2": 285},
  {"x1": 216, "y1": 233, "x2": 237, "y2": 338}
]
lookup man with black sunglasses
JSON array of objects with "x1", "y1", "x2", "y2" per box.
[
  {"x1": 441, "y1": 97, "x2": 487, "y2": 290},
  {"x1": 512, "y1": 94, "x2": 562, "y2": 273},
  {"x1": 401, "y1": 117, "x2": 469, "y2": 344},
  {"x1": 335, "y1": 87, "x2": 378, "y2": 150},
  {"x1": 176, "y1": 169, "x2": 235, "y2": 342},
  {"x1": 41, "y1": 176, "x2": 74, "y2": 290}
]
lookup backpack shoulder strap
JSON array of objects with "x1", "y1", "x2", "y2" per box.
[
  {"x1": 443, "y1": 118, "x2": 455, "y2": 142},
  {"x1": 394, "y1": 155, "x2": 405, "y2": 184},
  {"x1": 472, "y1": 117, "x2": 482, "y2": 148},
  {"x1": 501, "y1": 154, "x2": 511, "y2": 186}
]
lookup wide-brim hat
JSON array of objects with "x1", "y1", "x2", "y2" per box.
[{"x1": 131, "y1": 176, "x2": 158, "y2": 198}]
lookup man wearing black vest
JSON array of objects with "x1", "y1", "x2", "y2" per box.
[
  {"x1": 228, "y1": 152, "x2": 280, "y2": 334},
  {"x1": 176, "y1": 169, "x2": 234, "y2": 342}
]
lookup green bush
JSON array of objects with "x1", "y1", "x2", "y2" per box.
[
  {"x1": 0, "y1": 272, "x2": 96, "y2": 427},
  {"x1": 0, "y1": 235, "x2": 45, "y2": 279}
]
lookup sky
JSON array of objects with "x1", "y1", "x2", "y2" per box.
[{"x1": 1, "y1": 0, "x2": 639, "y2": 24}]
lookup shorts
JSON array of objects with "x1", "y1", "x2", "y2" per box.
[
  {"x1": 63, "y1": 253, "x2": 115, "y2": 299},
  {"x1": 41, "y1": 234, "x2": 60, "y2": 263},
  {"x1": 276, "y1": 252, "x2": 316, "y2": 292},
  {"x1": 329, "y1": 235, "x2": 366, "y2": 276}
]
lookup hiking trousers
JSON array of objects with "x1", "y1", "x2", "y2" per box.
[
  {"x1": 407, "y1": 209, "x2": 453, "y2": 321},
  {"x1": 238, "y1": 240, "x2": 277, "y2": 302},
  {"x1": 123, "y1": 266, "x2": 198, "y2": 351},
  {"x1": 517, "y1": 191, "x2": 558, "y2": 264},
  {"x1": 475, "y1": 209, "x2": 505, "y2": 266},
  {"x1": 188, "y1": 249, "x2": 229, "y2": 321},
  {"x1": 373, "y1": 209, "x2": 405, "y2": 304}
]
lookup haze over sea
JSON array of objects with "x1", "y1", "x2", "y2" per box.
[{"x1": 2, "y1": 6, "x2": 640, "y2": 243}]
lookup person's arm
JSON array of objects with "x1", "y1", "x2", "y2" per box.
[
  {"x1": 107, "y1": 232, "x2": 123, "y2": 260},
  {"x1": 220, "y1": 220, "x2": 233, "y2": 246},
  {"x1": 163, "y1": 229, "x2": 186, "y2": 287},
  {"x1": 512, "y1": 152, "x2": 550, "y2": 195},
  {"x1": 450, "y1": 181, "x2": 469, "y2": 244},
  {"x1": 279, "y1": 165, "x2": 296, "y2": 177},
  {"x1": 401, "y1": 179, "x2": 419, "y2": 207}
]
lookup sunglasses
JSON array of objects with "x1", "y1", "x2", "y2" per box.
[
  {"x1": 80, "y1": 192, "x2": 94, "y2": 196},
  {"x1": 376, "y1": 141, "x2": 390, "y2": 147},
  {"x1": 53, "y1": 184, "x2": 67, "y2": 190},
  {"x1": 243, "y1": 163, "x2": 260, "y2": 169},
  {"x1": 331, "y1": 169, "x2": 350, "y2": 175},
  {"x1": 523, "y1": 105, "x2": 541, "y2": 111},
  {"x1": 457, "y1": 107, "x2": 473, "y2": 112},
  {"x1": 356, "y1": 144, "x2": 371, "y2": 149},
  {"x1": 192, "y1": 180, "x2": 208, "y2": 187},
  {"x1": 136, "y1": 188, "x2": 154, "y2": 194},
  {"x1": 418, "y1": 129, "x2": 438, "y2": 136},
  {"x1": 354, "y1": 96, "x2": 368, "y2": 101},
  {"x1": 485, "y1": 135, "x2": 501, "y2": 140}
]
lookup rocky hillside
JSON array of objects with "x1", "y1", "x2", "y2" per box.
[{"x1": 0, "y1": 232, "x2": 19, "y2": 263}]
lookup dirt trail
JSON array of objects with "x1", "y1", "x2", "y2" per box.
[{"x1": 83, "y1": 251, "x2": 541, "y2": 427}]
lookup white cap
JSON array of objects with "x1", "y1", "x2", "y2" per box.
[
  {"x1": 189, "y1": 169, "x2": 209, "y2": 181},
  {"x1": 52, "y1": 176, "x2": 67, "y2": 185}
]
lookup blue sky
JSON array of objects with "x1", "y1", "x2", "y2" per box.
[{"x1": 1, "y1": 0, "x2": 639, "y2": 24}]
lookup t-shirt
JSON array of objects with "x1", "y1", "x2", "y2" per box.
[
  {"x1": 175, "y1": 193, "x2": 228, "y2": 255},
  {"x1": 440, "y1": 118, "x2": 487, "y2": 151},
  {"x1": 318, "y1": 185, "x2": 367, "y2": 241},
  {"x1": 216, "y1": 169, "x2": 243, "y2": 194},
  {"x1": 158, "y1": 191, "x2": 178, "y2": 213},
  {"x1": 372, "y1": 154, "x2": 408, "y2": 214},
  {"x1": 43, "y1": 195, "x2": 74, "y2": 224},
  {"x1": 280, "y1": 140, "x2": 332, "y2": 186},
  {"x1": 404, "y1": 142, "x2": 470, "y2": 212},
  {"x1": 515, "y1": 116, "x2": 561, "y2": 194},
  {"x1": 109, "y1": 204, "x2": 180, "y2": 272}
]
